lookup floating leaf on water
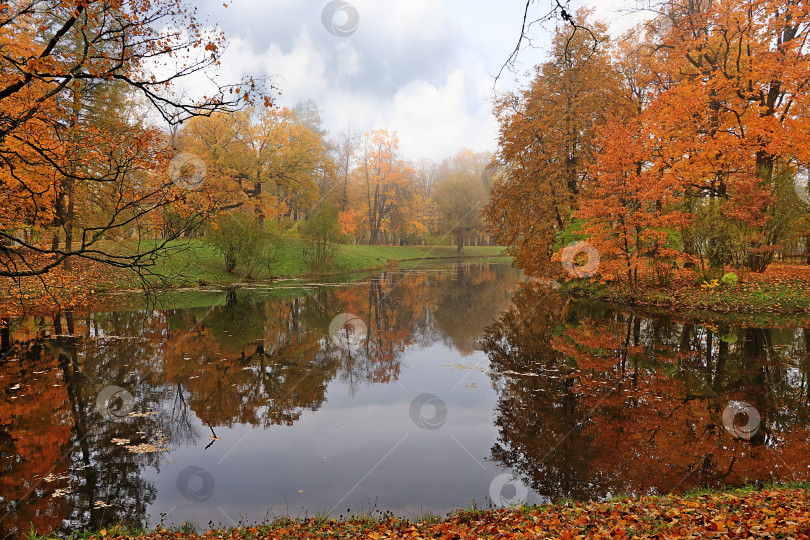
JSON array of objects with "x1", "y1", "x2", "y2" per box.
[
  {"x1": 440, "y1": 363, "x2": 488, "y2": 372},
  {"x1": 127, "y1": 411, "x2": 158, "y2": 418},
  {"x1": 125, "y1": 443, "x2": 165, "y2": 454}
]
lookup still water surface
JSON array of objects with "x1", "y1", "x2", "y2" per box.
[{"x1": 1, "y1": 262, "x2": 809, "y2": 536}]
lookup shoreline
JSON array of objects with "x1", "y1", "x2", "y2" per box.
[
  {"x1": 29, "y1": 485, "x2": 810, "y2": 539},
  {"x1": 0, "y1": 244, "x2": 511, "y2": 318},
  {"x1": 558, "y1": 263, "x2": 810, "y2": 322},
  {"x1": 4, "y1": 245, "x2": 810, "y2": 322}
]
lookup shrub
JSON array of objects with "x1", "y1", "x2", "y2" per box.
[
  {"x1": 204, "y1": 212, "x2": 280, "y2": 280},
  {"x1": 553, "y1": 218, "x2": 587, "y2": 251},
  {"x1": 721, "y1": 272, "x2": 739, "y2": 287},
  {"x1": 700, "y1": 278, "x2": 720, "y2": 290},
  {"x1": 300, "y1": 205, "x2": 346, "y2": 272},
  {"x1": 424, "y1": 233, "x2": 449, "y2": 246}
]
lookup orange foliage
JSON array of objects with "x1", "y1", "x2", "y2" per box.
[
  {"x1": 487, "y1": 1, "x2": 810, "y2": 281},
  {"x1": 351, "y1": 130, "x2": 419, "y2": 244},
  {"x1": 0, "y1": 0, "x2": 267, "y2": 282}
]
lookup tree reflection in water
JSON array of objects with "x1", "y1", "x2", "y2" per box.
[
  {"x1": 4, "y1": 267, "x2": 808, "y2": 536},
  {"x1": 483, "y1": 281, "x2": 810, "y2": 502},
  {"x1": 0, "y1": 263, "x2": 520, "y2": 537}
]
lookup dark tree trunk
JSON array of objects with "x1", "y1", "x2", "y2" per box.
[
  {"x1": 745, "y1": 251, "x2": 774, "y2": 273},
  {"x1": 805, "y1": 236, "x2": 810, "y2": 265},
  {"x1": 0, "y1": 319, "x2": 9, "y2": 361},
  {"x1": 64, "y1": 182, "x2": 74, "y2": 270}
]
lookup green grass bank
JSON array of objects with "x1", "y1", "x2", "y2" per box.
[{"x1": 116, "y1": 239, "x2": 511, "y2": 291}]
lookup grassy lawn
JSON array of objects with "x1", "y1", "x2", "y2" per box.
[
  {"x1": 111, "y1": 239, "x2": 509, "y2": 290},
  {"x1": 28, "y1": 485, "x2": 810, "y2": 539},
  {"x1": 0, "y1": 239, "x2": 509, "y2": 317}
]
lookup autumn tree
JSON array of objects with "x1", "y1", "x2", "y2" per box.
[
  {"x1": 576, "y1": 118, "x2": 688, "y2": 287},
  {"x1": 354, "y1": 130, "x2": 419, "y2": 245},
  {"x1": 432, "y1": 171, "x2": 489, "y2": 253},
  {"x1": 488, "y1": 1, "x2": 810, "y2": 283},
  {"x1": 177, "y1": 106, "x2": 328, "y2": 223},
  {"x1": 294, "y1": 99, "x2": 347, "y2": 213},
  {"x1": 639, "y1": 0, "x2": 810, "y2": 272},
  {"x1": 484, "y1": 13, "x2": 633, "y2": 276},
  {"x1": 0, "y1": 0, "x2": 266, "y2": 280},
  {"x1": 332, "y1": 127, "x2": 361, "y2": 212},
  {"x1": 439, "y1": 148, "x2": 492, "y2": 180}
]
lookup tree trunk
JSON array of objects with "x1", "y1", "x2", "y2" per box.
[
  {"x1": 456, "y1": 233, "x2": 464, "y2": 254},
  {"x1": 64, "y1": 181, "x2": 74, "y2": 270},
  {"x1": 0, "y1": 319, "x2": 9, "y2": 361},
  {"x1": 745, "y1": 251, "x2": 774, "y2": 273},
  {"x1": 805, "y1": 236, "x2": 810, "y2": 265}
]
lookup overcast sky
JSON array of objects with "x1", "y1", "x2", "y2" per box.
[{"x1": 187, "y1": 0, "x2": 644, "y2": 162}]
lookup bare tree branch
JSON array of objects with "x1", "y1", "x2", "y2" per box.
[{"x1": 496, "y1": 0, "x2": 604, "y2": 85}]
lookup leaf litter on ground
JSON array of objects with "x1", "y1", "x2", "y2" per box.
[{"x1": 84, "y1": 487, "x2": 810, "y2": 539}]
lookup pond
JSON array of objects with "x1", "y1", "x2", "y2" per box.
[{"x1": 1, "y1": 262, "x2": 809, "y2": 537}]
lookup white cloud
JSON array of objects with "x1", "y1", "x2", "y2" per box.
[
  {"x1": 385, "y1": 69, "x2": 498, "y2": 161},
  {"x1": 165, "y1": 0, "x2": 649, "y2": 162},
  {"x1": 199, "y1": 20, "x2": 498, "y2": 161},
  {"x1": 355, "y1": 0, "x2": 453, "y2": 44}
]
